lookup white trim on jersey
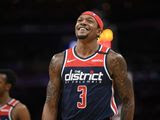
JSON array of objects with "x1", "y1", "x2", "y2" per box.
[
  {"x1": 0, "y1": 104, "x2": 7, "y2": 110},
  {"x1": 61, "y1": 50, "x2": 68, "y2": 77},
  {"x1": 8, "y1": 100, "x2": 19, "y2": 120},
  {"x1": 72, "y1": 45, "x2": 103, "y2": 61},
  {"x1": 8, "y1": 99, "x2": 15, "y2": 105},
  {"x1": 0, "y1": 99, "x2": 13, "y2": 111},
  {"x1": 9, "y1": 105, "x2": 13, "y2": 120},
  {"x1": 12, "y1": 101, "x2": 19, "y2": 107},
  {"x1": 110, "y1": 85, "x2": 118, "y2": 115},
  {"x1": 104, "y1": 48, "x2": 112, "y2": 80}
]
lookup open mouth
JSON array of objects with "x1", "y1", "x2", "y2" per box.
[
  {"x1": 80, "y1": 28, "x2": 87, "y2": 32},
  {"x1": 78, "y1": 26, "x2": 89, "y2": 31}
]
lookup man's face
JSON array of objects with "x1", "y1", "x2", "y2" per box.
[
  {"x1": 0, "y1": 74, "x2": 8, "y2": 96},
  {"x1": 75, "y1": 14, "x2": 101, "y2": 40}
]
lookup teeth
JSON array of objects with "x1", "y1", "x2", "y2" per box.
[{"x1": 80, "y1": 28, "x2": 87, "y2": 31}]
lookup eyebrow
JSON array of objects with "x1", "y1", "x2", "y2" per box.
[{"x1": 78, "y1": 16, "x2": 96, "y2": 21}]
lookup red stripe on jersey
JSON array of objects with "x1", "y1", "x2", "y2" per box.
[
  {"x1": 0, "y1": 98, "x2": 19, "y2": 118},
  {"x1": 9, "y1": 99, "x2": 19, "y2": 106},
  {"x1": 65, "y1": 46, "x2": 108, "y2": 67},
  {"x1": 65, "y1": 60, "x2": 103, "y2": 67},
  {"x1": 111, "y1": 96, "x2": 118, "y2": 115}
]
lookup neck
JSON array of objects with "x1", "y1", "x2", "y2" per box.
[
  {"x1": 0, "y1": 92, "x2": 10, "y2": 106},
  {"x1": 76, "y1": 39, "x2": 99, "y2": 58}
]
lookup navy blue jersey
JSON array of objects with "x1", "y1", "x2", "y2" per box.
[{"x1": 60, "y1": 45, "x2": 118, "y2": 120}]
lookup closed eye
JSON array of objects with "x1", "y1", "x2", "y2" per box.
[
  {"x1": 87, "y1": 19, "x2": 94, "y2": 23},
  {"x1": 77, "y1": 19, "x2": 82, "y2": 22}
]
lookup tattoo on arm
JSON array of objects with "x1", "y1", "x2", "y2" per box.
[
  {"x1": 45, "y1": 56, "x2": 61, "y2": 108},
  {"x1": 110, "y1": 54, "x2": 134, "y2": 120},
  {"x1": 46, "y1": 80, "x2": 56, "y2": 103},
  {"x1": 46, "y1": 58, "x2": 55, "y2": 103},
  {"x1": 42, "y1": 53, "x2": 63, "y2": 120}
]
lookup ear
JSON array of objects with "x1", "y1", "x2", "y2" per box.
[
  {"x1": 6, "y1": 83, "x2": 12, "y2": 91},
  {"x1": 96, "y1": 28, "x2": 102, "y2": 37}
]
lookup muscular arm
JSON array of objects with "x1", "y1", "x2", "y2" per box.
[
  {"x1": 12, "y1": 103, "x2": 31, "y2": 120},
  {"x1": 42, "y1": 52, "x2": 64, "y2": 120},
  {"x1": 108, "y1": 50, "x2": 135, "y2": 120}
]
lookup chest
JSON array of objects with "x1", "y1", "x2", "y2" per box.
[{"x1": 0, "y1": 105, "x2": 12, "y2": 120}]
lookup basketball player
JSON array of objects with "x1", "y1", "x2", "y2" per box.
[
  {"x1": 0, "y1": 69, "x2": 31, "y2": 120},
  {"x1": 42, "y1": 11, "x2": 134, "y2": 120}
]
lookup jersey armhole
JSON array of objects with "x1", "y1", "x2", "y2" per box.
[
  {"x1": 60, "y1": 50, "x2": 67, "y2": 77},
  {"x1": 104, "y1": 48, "x2": 113, "y2": 80},
  {"x1": 9, "y1": 100, "x2": 19, "y2": 120}
]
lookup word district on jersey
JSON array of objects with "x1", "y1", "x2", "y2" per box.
[{"x1": 65, "y1": 69, "x2": 103, "y2": 84}]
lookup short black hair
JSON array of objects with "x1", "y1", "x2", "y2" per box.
[{"x1": 0, "y1": 69, "x2": 17, "y2": 87}]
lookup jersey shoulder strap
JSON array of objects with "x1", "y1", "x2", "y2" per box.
[
  {"x1": 96, "y1": 45, "x2": 110, "y2": 55},
  {"x1": 7, "y1": 98, "x2": 19, "y2": 108}
]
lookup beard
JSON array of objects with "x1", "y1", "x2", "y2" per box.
[{"x1": 76, "y1": 34, "x2": 88, "y2": 40}]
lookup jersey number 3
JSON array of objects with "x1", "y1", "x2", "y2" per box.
[{"x1": 77, "y1": 85, "x2": 87, "y2": 109}]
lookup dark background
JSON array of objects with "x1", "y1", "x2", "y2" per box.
[{"x1": 0, "y1": 0, "x2": 159, "y2": 119}]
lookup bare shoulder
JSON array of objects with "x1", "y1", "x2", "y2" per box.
[
  {"x1": 14, "y1": 102, "x2": 28, "y2": 111},
  {"x1": 51, "y1": 52, "x2": 65, "y2": 63},
  {"x1": 49, "y1": 51, "x2": 65, "y2": 72},
  {"x1": 108, "y1": 49, "x2": 125, "y2": 62},
  {"x1": 12, "y1": 102, "x2": 31, "y2": 120},
  {"x1": 107, "y1": 49, "x2": 127, "y2": 75}
]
